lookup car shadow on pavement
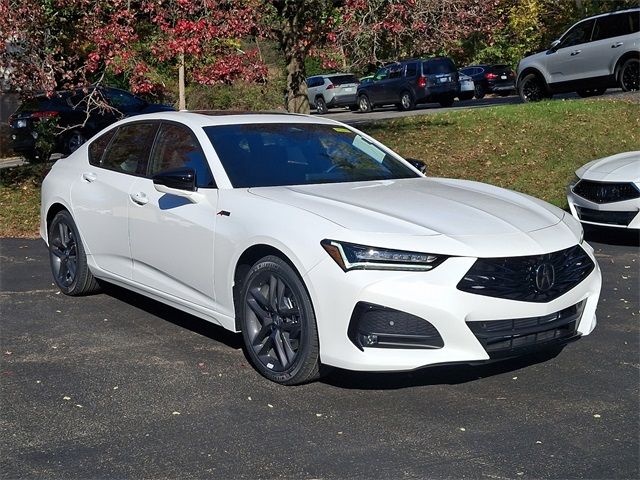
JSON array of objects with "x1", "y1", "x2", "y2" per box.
[
  {"x1": 322, "y1": 347, "x2": 565, "y2": 390},
  {"x1": 101, "y1": 282, "x2": 244, "y2": 350},
  {"x1": 584, "y1": 225, "x2": 639, "y2": 247}
]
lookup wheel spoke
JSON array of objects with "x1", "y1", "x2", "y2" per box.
[
  {"x1": 257, "y1": 334, "x2": 274, "y2": 357},
  {"x1": 279, "y1": 306, "x2": 299, "y2": 317},
  {"x1": 249, "y1": 287, "x2": 270, "y2": 310},
  {"x1": 281, "y1": 334, "x2": 297, "y2": 364},
  {"x1": 57, "y1": 261, "x2": 69, "y2": 284},
  {"x1": 268, "y1": 275, "x2": 277, "y2": 311},
  {"x1": 247, "y1": 296, "x2": 270, "y2": 322},
  {"x1": 58, "y1": 223, "x2": 68, "y2": 248},
  {"x1": 273, "y1": 331, "x2": 289, "y2": 368},
  {"x1": 50, "y1": 245, "x2": 65, "y2": 259},
  {"x1": 253, "y1": 322, "x2": 272, "y2": 346},
  {"x1": 276, "y1": 279, "x2": 285, "y2": 313},
  {"x1": 67, "y1": 258, "x2": 77, "y2": 279}
]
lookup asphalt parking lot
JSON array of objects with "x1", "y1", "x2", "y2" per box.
[{"x1": 1, "y1": 228, "x2": 638, "y2": 479}]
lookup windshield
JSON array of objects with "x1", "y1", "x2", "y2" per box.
[{"x1": 204, "y1": 123, "x2": 419, "y2": 188}]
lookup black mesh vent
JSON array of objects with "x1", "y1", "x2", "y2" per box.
[
  {"x1": 457, "y1": 245, "x2": 594, "y2": 303},
  {"x1": 573, "y1": 180, "x2": 640, "y2": 204},
  {"x1": 576, "y1": 207, "x2": 637, "y2": 226},
  {"x1": 348, "y1": 302, "x2": 443, "y2": 350},
  {"x1": 467, "y1": 301, "x2": 584, "y2": 357}
]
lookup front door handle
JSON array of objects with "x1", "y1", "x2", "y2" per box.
[
  {"x1": 570, "y1": 50, "x2": 581, "y2": 56},
  {"x1": 82, "y1": 172, "x2": 97, "y2": 183},
  {"x1": 611, "y1": 42, "x2": 623, "y2": 48},
  {"x1": 129, "y1": 192, "x2": 149, "y2": 206}
]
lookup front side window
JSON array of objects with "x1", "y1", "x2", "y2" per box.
[
  {"x1": 205, "y1": 123, "x2": 419, "y2": 188},
  {"x1": 374, "y1": 68, "x2": 389, "y2": 81},
  {"x1": 149, "y1": 123, "x2": 216, "y2": 188},
  {"x1": 560, "y1": 19, "x2": 595, "y2": 48},
  {"x1": 100, "y1": 123, "x2": 158, "y2": 175}
]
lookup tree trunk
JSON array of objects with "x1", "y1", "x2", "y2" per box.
[
  {"x1": 178, "y1": 54, "x2": 186, "y2": 110},
  {"x1": 285, "y1": 53, "x2": 309, "y2": 114}
]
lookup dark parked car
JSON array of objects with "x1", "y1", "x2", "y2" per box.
[
  {"x1": 356, "y1": 57, "x2": 460, "y2": 112},
  {"x1": 459, "y1": 64, "x2": 516, "y2": 99},
  {"x1": 8, "y1": 86, "x2": 175, "y2": 159}
]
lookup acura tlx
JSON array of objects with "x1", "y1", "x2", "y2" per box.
[{"x1": 40, "y1": 112, "x2": 601, "y2": 384}]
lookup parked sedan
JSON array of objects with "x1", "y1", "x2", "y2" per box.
[
  {"x1": 567, "y1": 151, "x2": 640, "y2": 229},
  {"x1": 9, "y1": 86, "x2": 174, "y2": 159},
  {"x1": 460, "y1": 64, "x2": 516, "y2": 98},
  {"x1": 41, "y1": 112, "x2": 601, "y2": 385}
]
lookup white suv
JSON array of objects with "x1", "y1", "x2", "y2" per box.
[{"x1": 517, "y1": 8, "x2": 639, "y2": 101}]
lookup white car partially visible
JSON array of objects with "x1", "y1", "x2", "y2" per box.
[
  {"x1": 568, "y1": 151, "x2": 640, "y2": 229},
  {"x1": 40, "y1": 112, "x2": 601, "y2": 385}
]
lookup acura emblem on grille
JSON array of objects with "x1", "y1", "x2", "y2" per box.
[{"x1": 535, "y1": 263, "x2": 555, "y2": 292}]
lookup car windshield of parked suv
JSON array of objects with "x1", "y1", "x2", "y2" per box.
[
  {"x1": 423, "y1": 58, "x2": 456, "y2": 74},
  {"x1": 329, "y1": 75, "x2": 358, "y2": 85},
  {"x1": 204, "y1": 123, "x2": 419, "y2": 188}
]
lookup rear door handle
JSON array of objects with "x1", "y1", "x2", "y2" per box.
[
  {"x1": 570, "y1": 50, "x2": 581, "y2": 56},
  {"x1": 129, "y1": 192, "x2": 148, "y2": 206},
  {"x1": 82, "y1": 172, "x2": 97, "y2": 183},
  {"x1": 611, "y1": 42, "x2": 623, "y2": 48}
]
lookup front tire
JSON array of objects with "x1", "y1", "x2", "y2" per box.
[
  {"x1": 48, "y1": 210, "x2": 100, "y2": 296},
  {"x1": 240, "y1": 255, "x2": 321, "y2": 385},
  {"x1": 358, "y1": 94, "x2": 372, "y2": 113},
  {"x1": 519, "y1": 73, "x2": 549, "y2": 102},
  {"x1": 314, "y1": 96, "x2": 328, "y2": 114},
  {"x1": 619, "y1": 58, "x2": 639, "y2": 92}
]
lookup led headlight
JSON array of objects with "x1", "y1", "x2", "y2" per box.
[{"x1": 321, "y1": 240, "x2": 448, "y2": 272}]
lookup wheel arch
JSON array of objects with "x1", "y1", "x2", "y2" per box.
[
  {"x1": 44, "y1": 202, "x2": 72, "y2": 244},
  {"x1": 232, "y1": 243, "x2": 309, "y2": 331},
  {"x1": 614, "y1": 51, "x2": 640, "y2": 80},
  {"x1": 517, "y1": 67, "x2": 550, "y2": 91}
]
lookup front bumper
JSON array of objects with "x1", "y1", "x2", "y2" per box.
[
  {"x1": 306, "y1": 243, "x2": 601, "y2": 372},
  {"x1": 567, "y1": 186, "x2": 640, "y2": 229}
]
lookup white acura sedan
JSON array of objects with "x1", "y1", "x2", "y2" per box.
[
  {"x1": 41, "y1": 112, "x2": 601, "y2": 384},
  {"x1": 567, "y1": 151, "x2": 640, "y2": 230}
]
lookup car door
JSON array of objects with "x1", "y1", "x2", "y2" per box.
[
  {"x1": 70, "y1": 122, "x2": 159, "y2": 278},
  {"x1": 546, "y1": 19, "x2": 595, "y2": 85},
  {"x1": 128, "y1": 122, "x2": 219, "y2": 308},
  {"x1": 367, "y1": 67, "x2": 391, "y2": 105},
  {"x1": 586, "y1": 12, "x2": 636, "y2": 79}
]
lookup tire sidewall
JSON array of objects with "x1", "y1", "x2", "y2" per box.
[
  {"x1": 358, "y1": 95, "x2": 371, "y2": 113},
  {"x1": 239, "y1": 256, "x2": 319, "y2": 385},
  {"x1": 620, "y1": 58, "x2": 639, "y2": 92},
  {"x1": 49, "y1": 211, "x2": 85, "y2": 295}
]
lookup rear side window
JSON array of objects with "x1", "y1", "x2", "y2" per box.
[
  {"x1": 594, "y1": 12, "x2": 639, "y2": 40},
  {"x1": 389, "y1": 67, "x2": 402, "y2": 79},
  {"x1": 330, "y1": 75, "x2": 358, "y2": 85},
  {"x1": 306, "y1": 77, "x2": 321, "y2": 88},
  {"x1": 423, "y1": 58, "x2": 456, "y2": 75},
  {"x1": 88, "y1": 129, "x2": 116, "y2": 166},
  {"x1": 100, "y1": 123, "x2": 158, "y2": 175},
  {"x1": 149, "y1": 123, "x2": 216, "y2": 188},
  {"x1": 405, "y1": 63, "x2": 418, "y2": 77}
]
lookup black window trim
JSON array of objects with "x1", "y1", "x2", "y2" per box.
[
  {"x1": 148, "y1": 120, "x2": 218, "y2": 189},
  {"x1": 559, "y1": 18, "x2": 596, "y2": 48}
]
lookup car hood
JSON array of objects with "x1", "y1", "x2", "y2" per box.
[
  {"x1": 249, "y1": 178, "x2": 564, "y2": 237},
  {"x1": 578, "y1": 151, "x2": 640, "y2": 182}
]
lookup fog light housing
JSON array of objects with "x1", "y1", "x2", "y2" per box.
[{"x1": 348, "y1": 302, "x2": 444, "y2": 350}]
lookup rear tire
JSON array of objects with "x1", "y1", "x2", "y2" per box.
[
  {"x1": 438, "y1": 95, "x2": 455, "y2": 108},
  {"x1": 358, "y1": 94, "x2": 372, "y2": 113},
  {"x1": 48, "y1": 210, "x2": 100, "y2": 296},
  {"x1": 619, "y1": 58, "x2": 639, "y2": 92},
  {"x1": 314, "y1": 96, "x2": 328, "y2": 114},
  {"x1": 64, "y1": 130, "x2": 87, "y2": 154},
  {"x1": 240, "y1": 255, "x2": 321, "y2": 385},
  {"x1": 474, "y1": 84, "x2": 485, "y2": 99},
  {"x1": 398, "y1": 91, "x2": 414, "y2": 111}
]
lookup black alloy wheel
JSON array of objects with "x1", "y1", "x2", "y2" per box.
[
  {"x1": 398, "y1": 91, "x2": 414, "y2": 111},
  {"x1": 48, "y1": 210, "x2": 100, "y2": 296},
  {"x1": 240, "y1": 255, "x2": 320, "y2": 385},
  {"x1": 519, "y1": 73, "x2": 548, "y2": 102},
  {"x1": 314, "y1": 96, "x2": 328, "y2": 114},
  {"x1": 620, "y1": 58, "x2": 639, "y2": 92},
  {"x1": 438, "y1": 95, "x2": 455, "y2": 108},
  {"x1": 358, "y1": 94, "x2": 372, "y2": 113},
  {"x1": 474, "y1": 84, "x2": 485, "y2": 99},
  {"x1": 65, "y1": 130, "x2": 87, "y2": 154}
]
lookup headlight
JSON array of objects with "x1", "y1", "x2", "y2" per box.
[{"x1": 321, "y1": 239, "x2": 448, "y2": 272}]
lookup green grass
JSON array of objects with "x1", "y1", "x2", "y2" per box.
[
  {"x1": 359, "y1": 97, "x2": 640, "y2": 207},
  {"x1": 0, "y1": 96, "x2": 638, "y2": 238}
]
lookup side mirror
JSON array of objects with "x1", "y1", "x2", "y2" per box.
[
  {"x1": 153, "y1": 167, "x2": 201, "y2": 203},
  {"x1": 549, "y1": 39, "x2": 561, "y2": 52},
  {"x1": 406, "y1": 158, "x2": 427, "y2": 175}
]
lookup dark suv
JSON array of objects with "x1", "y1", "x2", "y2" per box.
[
  {"x1": 8, "y1": 86, "x2": 174, "y2": 159},
  {"x1": 356, "y1": 57, "x2": 460, "y2": 112}
]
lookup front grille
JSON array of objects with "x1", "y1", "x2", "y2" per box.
[
  {"x1": 576, "y1": 206, "x2": 637, "y2": 226},
  {"x1": 348, "y1": 302, "x2": 444, "y2": 350},
  {"x1": 457, "y1": 245, "x2": 594, "y2": 303},
  {"x1": 573, "y1": 180, "x2": 640, "y2": 204},
  {"x1": 467, "y1": 301, "x2": 584, "y2": 357}
]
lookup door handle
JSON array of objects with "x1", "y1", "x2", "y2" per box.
[
  {"x1": 129, "y1": 192, "x2": 149, "y2": 205},
  {"x1": 82, "y1": 172, "x2": 97, "y2": 183},
  {"x1": 611, "y1": 42, "x2": 623, "y2": 48},
  {"x1": 570, "y1": 50, "x2": 581, "y2": 56}
]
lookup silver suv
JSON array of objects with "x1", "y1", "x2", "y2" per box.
[
  {"x1": 517, "y1": 8, "x2": 639, "y2": 101},
  {"x1": 306, "y1": 74, "x2": 359, "y2": 114}
]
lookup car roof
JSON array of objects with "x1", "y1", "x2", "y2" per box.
[
  {"x1": 579, "y1": 6, "x2": 639, "y2": 21},
  {"x1": 114, "y1": 111, "x2": 344, "y2": 129}
]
